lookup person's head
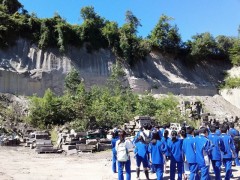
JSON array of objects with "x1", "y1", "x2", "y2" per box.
[
  {"x1": 209, "y1": 125, "x2": 216, "y2": 133},
  {"x1": 221, "y1": 125, "x2": 228, "y2": 133},
  {"x1": 180, "y1": 129, "x2": 186, "y2": 138},
  {"x1": 199, "y1": 127, "x2": 208, "y2": 136},
  {"x1": 148, "y1": 124, "x2": 152, "y2": 130},
  {"x1": 151, "y1": 132, "x2": 160, "y2": 141},
  {"x1": 164, "y1": 129, "x2": 169, "y2": 138},
  {"x1": 143, "y1": 124, "x2": 148, "y2": 130},
  {"x1": 194, "y1": 129, "x2": 199, "y2": 137},
  {"x1": 186, "y1": 126, "x2": 194, "y2": 135},
  {"x1": 229, "y1": 122, "x2": 234, "y2": 128},
  {"x1": 118, "y1": 130, "x2": 126, "y2": 140},
  {"x1": 171, "y1": 130, "x2": 177, "y2": 141},
  {"x1": 151, "y1": 132, "x2": 160, "y2": 145}
]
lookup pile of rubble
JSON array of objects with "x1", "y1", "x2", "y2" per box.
[{"x1": 57, "y1": 128, "x2": 111, "y2": 155}]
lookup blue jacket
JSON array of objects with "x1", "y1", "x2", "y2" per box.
[
  {"x1": 148, "y1": 140, "x2": 167, "y2": 165},
  {"x1": 208, "y1": 133, "x2": 225, "y2": 160},
  {"x1": 195, "y1": 134, "x2": 211, "y2": 167},
  {"x1": 169, "y1": 138, "x2": 183, "y2": 162},
  {"x1": 182, "y1": 134, "x2": 196, "y2": 163},
  {"x1": 162, "y1": 137, "x2": 172, "y2": 157},
  {"x1": 228, "y1": 128, "x2": 239, "y2": 138},
  {"x1": 221, "y1": 133, "x2": 236, "y2": 159},
  {"x1": 134, "y1": 141, "x2": 148, "y2": 159},
  {"x1": 215, "y1": 129, "x2": 221, "y2": 136},
  {"x1": 111, "y1": 137, "x2": 119, "y2": 153}
]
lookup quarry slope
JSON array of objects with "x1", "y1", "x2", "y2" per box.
[{"x1": 0, "y1": 39, "x2": 239, "y2": 116}]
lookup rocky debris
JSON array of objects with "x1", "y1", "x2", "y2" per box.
[
  {"x1": 57, "y1": 128, "x2": 111, "y2": 154},
  {"x1": 122, "y1": 116, "x2": 153, "y2": 135}
]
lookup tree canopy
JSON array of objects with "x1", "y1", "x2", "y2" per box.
[{"x1": 0, "y1": 0, "x2": 238, "y2": 66}]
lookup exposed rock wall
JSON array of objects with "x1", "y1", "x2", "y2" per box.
[
  {"x1": 0, "y1": 39, "x2": 115, "y2": 96},
  {"x1": 220, "y1": 89, "x2": 240, "y2": 109},
  {"x1": 0, "y1": 39, "x2": 233, "y2": 97}
]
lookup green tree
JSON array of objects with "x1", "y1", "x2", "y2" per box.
[
  {"x1": 119, "y1": 11, "x2": 150, "y2": 65},
  {"x1": 216, "y1": 35, "x2": 234, "y2": 60},
  {"x1": 80, "y1": 6, "x2": 107, "y2": 51},
  {"x1": 149, "y1": 14, "x2": 181, "y2": 55},
  {"x1": 28, "y1": 89, "x2": 62, "y2": 129},
  {"x1": 0, "y1": 0, "x2": 23, "y2": 14},
  {"x1": 229, "y1": 39, "x2": 240, "y2": 66},
  {"x1": 64, "y1": 69, "x2": 81, "y2": 93},
  {"x1": 190, "y1": 32, "x2": 217, "y2": 60}
]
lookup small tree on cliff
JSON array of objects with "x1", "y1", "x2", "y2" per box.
[{"x1": 64, "y1": 69, "x2": 82, "y2": 93}]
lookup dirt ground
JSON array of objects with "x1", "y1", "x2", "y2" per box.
[{"x1": 0, "y1": 146, "x2": 240, "y2": 180}]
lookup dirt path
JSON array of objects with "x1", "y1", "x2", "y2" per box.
[{"x1": 0, "y1": 146, "x2": 240, "y2": 180}]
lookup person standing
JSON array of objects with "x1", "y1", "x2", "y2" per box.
[
  {"x1": 134, "y1": 134, "x2": 149, "y2": 180},
  {"x1": 228, "y1": 122, "x2": 240, "y2": 166},
  {"x1": 111, "y1": 129, "x2": 119, "y2": 173},
  {"x1": 115, "y1": 130, "x2": 133, "y2": 180},
  {"x1": 182, "y1": 126, "x2": 199, "y2": 180},
  {"x1": 169, "y1": 130, "x2": 184, "y2": 180},
  {"x1": 195, "y1": 127, "x2": 211, "y2": 180},
  {"x1": 148, "y1": 131, "x2": 166, "y2": 180},
  {"x1": 208, "y1": 125, "x2": 225, "y2": 180},
  {"x1": 221, "y1": 125, "x2": 236, "y2": 180}
]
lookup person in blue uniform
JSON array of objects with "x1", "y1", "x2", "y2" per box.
[
  {"x1": 134, "y1": 134, "x2": 149, "y2": 180},
  {"x1": 182, "y1": 126, "x2": 199, "y2": 180},
  {"x1": 169, "y1": 130, "x2": 183, "y2": 180},
  {"x1": 195, "y1": 127, "x2": 211, "y2": 180},
  {"x1": 111, "y1": 129, "x2": 119, "y2": 173},
  {"x1": 228, "y1": 122, "x2": 240, "y2": 166},
  {"x1": 148, "y1": 131, "x2": 166, "y2": 180},
  {"x1": 208, "y1": 125, "x2": 225, "y2": 180},
  {"x1": 221, "y1": 125, "x2": 236, "y2": 180}
]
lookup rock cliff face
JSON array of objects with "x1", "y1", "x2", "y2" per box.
[
  {"x1": 0, "y1": 39, "x2": 233, "y2": 97},
  {"x1": 0, "y1": 39, "x2": 115, "y2": 96}
]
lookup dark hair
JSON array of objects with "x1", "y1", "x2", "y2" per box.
[
  {"x1": 186, "y1": 126, "x2": 194, "y2": 134},
  {"x1": 180, "y1": 129, "x2": 186, "y2": 138},
  {"x1": 118, "y1": 130, "x2": 126, "y2": 145},
  {"x1": 194, "y1": 129, "x2": 199, "y2": 136},
  {"x1": 199, "y1": 127, "x2": 208, "y2": 134},
  {"x1": 151, "y1": 132, "x2": 160, "y2": 141},
  {"x1": 209, "y1": 125, "x2": 216, "y2": 133},
  {"x1": 221, "y1": 126, "x2": 227, "y2": 133},
  {"x1": 229, "y1": 122, "x2": 234, "y2": 128},
  {"x1": 171, "y1": 130, "x2": 177, "y2": 137},
  {"x1": 164, "y1": 130, "x2": 169, "y2": 138}
]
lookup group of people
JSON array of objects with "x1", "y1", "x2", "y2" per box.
[{"x1": 111, "y1": 121, "x2": 240, "y2": 180}]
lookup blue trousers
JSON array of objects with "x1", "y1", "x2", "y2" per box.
[
  {"x1": 170, "y1": 160, "x2": 183, "y2": 180},
  {"x1": 153, "y1": 164, "x2": 164, "y2": 180},
  {"x1": 198, "y1": 165, "x2": 209, "y2": 180},
  {"x1": 112, "y1": 151, "x2": 117, "y2": 173},
  {"x1": 189, "y1": 163, "x2": 199, "y2": 180},
  {"x1": 223, "y1": 158, "x2": 232, "y2": 180},
  {"x1": 211, "y1": 160, "x2": 221, "y2": 180},
  {"x1": 118, "y1": 159, "x2": 131, "y2": 180}
]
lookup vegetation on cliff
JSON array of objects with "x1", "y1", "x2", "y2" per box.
[{"x1": 1, "y1": 0, "x2": 239, "y2": 66}]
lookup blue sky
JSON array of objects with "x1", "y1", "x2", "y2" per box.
[{"x1": 19, "y1": 0, "x2": 240, "y2": 41}]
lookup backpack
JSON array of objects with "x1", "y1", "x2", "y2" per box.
[
  {"x1": 233, "y1": 136, "x2": 240, "y2": 150},
  {"x1": 117, "y1": 141, "x2": 128, "y2": 162}
]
